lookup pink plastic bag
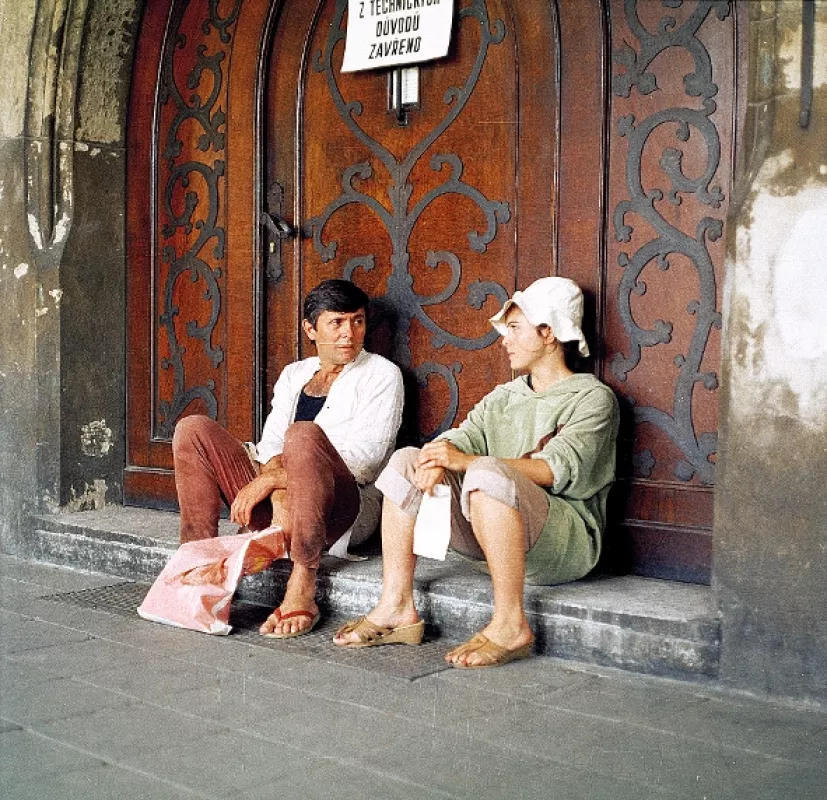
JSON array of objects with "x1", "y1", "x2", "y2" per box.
[{"x1": 137, "y1": 526, "x2": 287, "y2": 635}]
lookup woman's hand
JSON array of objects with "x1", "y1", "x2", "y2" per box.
[
  {"x1": 413, "y1": 441, "x2": 473, "y2": 494},
  {"x1": 416, "y1": 440, "x2": 473, "y2": 473},
  {"x1": 413, "y1": 464, "x2": 445, "y2": 495}
]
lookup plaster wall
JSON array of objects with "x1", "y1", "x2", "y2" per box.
[
  {"x1": 0, "y1": 0, "x2": 40, "y2": 550},
  {"x1": 0, "y1": 0, "x2": 141, "y2": 554},
  {"x1": 716, "y1": 0, "x2": 827, "y2": 704},
  {"x1": 57, "y1": 0, "x2": 142, "y2": 509}
]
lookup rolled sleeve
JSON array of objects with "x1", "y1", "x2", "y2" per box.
[
  {"x1": 532, "y1": 387, "x2": 618, "y2": 498},
  {"x1": 333, "y1": 363, "x2": 404, "y2": 483}
]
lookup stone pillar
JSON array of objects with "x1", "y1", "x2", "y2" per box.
[
  {"x1": 716, "y1": 0, "x2": 827, "y2": 704},
  {"x1": 0, "y1": 0, "x2": 142, "y2": 557},
  {"x1": 0, "y1": 0, "x2": 41, "y2": 551}
]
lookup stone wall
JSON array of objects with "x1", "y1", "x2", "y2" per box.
[
  {"x1": 0, "y1": 0, "x2": 142, "y2": 555},
  {"x1": 0, "y1": 0, "x2": 41, "y2": 550},
  {"x1": 716, "y1": 0, "x2": 827, "y2": 704}
]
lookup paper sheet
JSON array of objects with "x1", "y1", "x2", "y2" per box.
[{"x1": 413, "y1": 484, "x2": 451, "y2": 560}]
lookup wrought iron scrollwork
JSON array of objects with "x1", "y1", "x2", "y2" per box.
[
  {"x1": 611, "y1": 0, "x2": 730, "y2": 485},
  {"x1": 156, "y1": 0, "x2": 242, "y2": 438},
  {"x1": 306, "y1": 0, "x2": 510, "y2": 437}
]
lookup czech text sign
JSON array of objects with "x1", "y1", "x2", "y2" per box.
[{"x1": 341, "y1": 0, "x2": 454, "y2": 73}]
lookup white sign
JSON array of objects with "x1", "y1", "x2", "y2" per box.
[{"x1": 341, "y1": 0, "x2": 454, "y2": 73}]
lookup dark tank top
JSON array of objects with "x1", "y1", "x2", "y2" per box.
[{"x1": 294, "y1": 389, "x2": 326, "y2": 422}]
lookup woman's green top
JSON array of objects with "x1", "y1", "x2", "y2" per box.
[{"x1": 439, "y1": 373, "x2": 619, "y2": 584}]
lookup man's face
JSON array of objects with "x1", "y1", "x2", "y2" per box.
[{"x1": 303, "y1": 308, "x2": 367, "y2": 367}]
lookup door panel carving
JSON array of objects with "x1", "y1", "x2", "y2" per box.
[
  {"x1": 126, "y1": 0, "x2": 266, "y2": 505},
  {"x1": 604, "y1": 0, "x2": 740, "y2": 581}
]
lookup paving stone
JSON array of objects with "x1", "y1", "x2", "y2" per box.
[
  {"x1": 356, "y1": 722, "x2": 675, "y2": 800},
  {"x1": 782, "y1": 720, "x2": 827, "y2": 765},
  {"x1": 2, "y1": 555, "x2": 825, "y2": 800},
  {"x1": 6, "y1": 760, "x2": 221, "y2": 800},
  {"x1": 460, "y1": 698, "x2": 790, "y2": 797},
  {"x1": 229, "y1": 757, "x2": 453, "y2": 800},
  {"x1": 0, "y1": 610, "x2": 93, "y2": 655},
  {"x1": 0, "y1": 726, "x2": 107, "y2": 782},
  {"x1": 0, "y1": 674, "x2": 131, "y2": 724},
  {"x1": 6, "y1": 636, "x2": 159, "y2": 679},
  {"x1": 738, "y1": 757, "x2": 827, "y2": 800},
  {"x1": 31, "y1": 701, "x2": 232, "y2": 760},
  {"x1": 126, "y1": 729, "x2": 316, "y2": 799}
]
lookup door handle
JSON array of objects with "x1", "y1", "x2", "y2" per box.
[
  {"x1": 260, "y1": 212, "x2": 296, "y2": 240},
  {"x1": 260, "y1": 211, "x2": 296, "y2": 283}
]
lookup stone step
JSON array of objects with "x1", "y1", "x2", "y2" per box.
[{"x1": 11, "y1": 507, "x2": 720, "y2": 681}]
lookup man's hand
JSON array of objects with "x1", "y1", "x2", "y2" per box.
[{"x1": 230, "y1": 474, "x2": 282, "y2": 527}]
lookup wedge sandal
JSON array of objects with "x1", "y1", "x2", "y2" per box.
[{"x1": 333, "y1": 616, "x2": 424, "y2": 647}]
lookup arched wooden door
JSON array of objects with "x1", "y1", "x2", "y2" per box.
[{"x1": 126, "y1": 0, "x2": 741, "y2": 584}]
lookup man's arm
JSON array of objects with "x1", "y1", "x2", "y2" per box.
[
  {"x1": 229, "y1": 455, "x2": 287, "y2": 527},
  {"x1": 331, "y1": 360, "x2": 404, "y2": 484}
]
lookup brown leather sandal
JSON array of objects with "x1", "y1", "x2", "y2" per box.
[
  {"x1": 333, "y1": 616, "x2": 424, "y2": 647},
  {"x1": 448, "y1": 633, "x2": 533, "y2": 669}
]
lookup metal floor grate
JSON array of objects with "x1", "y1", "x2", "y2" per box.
[{"x1": 41, "y1": 582, "x2": 454, "y2": 681}]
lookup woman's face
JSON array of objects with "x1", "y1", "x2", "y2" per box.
[{"x1": 501, "y1": 306, "x2": 549, "y2": 372}]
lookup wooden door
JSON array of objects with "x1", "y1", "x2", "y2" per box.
[
  {"x1": 263, "y1": 0, "x2": 560, "y2": 442},
  {"x1": 126, "y1": 0, "x2": 741, "y2": 584},
  {"x1": 601, "y1": 0, "x2": 742, "y2": 582}
]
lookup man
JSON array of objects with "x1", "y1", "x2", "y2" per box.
[
  {"x1": 172, "y1": 279, "x2": 404, "y2": 638},
  {"x1": 333, "y1": 277, "x2": 619, "y2": 667}
]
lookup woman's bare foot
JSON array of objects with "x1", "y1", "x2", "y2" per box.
[
  {"x1": 445, "y1": 618, "x2": 534, "y2": 667},
  {"x1": 332, "y1": 601, "x2": 420, "y2": 645}
]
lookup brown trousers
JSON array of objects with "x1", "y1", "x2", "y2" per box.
[{"x1": 171, "y1": 416, "x2": 361, "y2": 569}]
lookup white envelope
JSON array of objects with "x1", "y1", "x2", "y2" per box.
[{"x1": 413, "y1": 484, "x2": 451, "y2": 560}]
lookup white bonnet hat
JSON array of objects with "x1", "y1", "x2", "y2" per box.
[{"x1": 489, "y1": 276, "x2": 589, "y2": 357}]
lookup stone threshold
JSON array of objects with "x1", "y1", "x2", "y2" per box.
[{"x1": 8, "y1": 507, "x2": 720, "y2": 681}]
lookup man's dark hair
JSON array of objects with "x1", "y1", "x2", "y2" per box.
[{"x1": 303, "y1": 279, "x2": 369, "y2": 327}]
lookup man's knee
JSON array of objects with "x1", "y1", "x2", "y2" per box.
[
  {"x1": 172, "y1": 414, "x2": 213, "y2": 453},
  {"x1": 283, "y1": 421, "x2": 325, "y2": 455}
]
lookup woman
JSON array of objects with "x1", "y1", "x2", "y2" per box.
[{"x1": 333, "y1": 277, "x2": 619, "y2": 667}]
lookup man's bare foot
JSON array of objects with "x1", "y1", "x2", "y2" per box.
[{"x1": 259, "y1": 563, "x2": 319, "y2": 637}]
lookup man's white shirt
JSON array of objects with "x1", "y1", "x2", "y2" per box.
[{"x1": 256, "y1": 348, "x2": 404, "y2": 486}]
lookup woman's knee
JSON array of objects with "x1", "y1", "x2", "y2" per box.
[
  {"x1": 386, "y1": 446, "x2": 420, "y2": 477},
  {"x1": 462, "y1": 458, "x2": 518, "y2": 516},
  {"x1": 466, "y1": 456, "x2": 509, "y2": 480}
]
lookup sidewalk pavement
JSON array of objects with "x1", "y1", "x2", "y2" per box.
[{"x1": 1, "y1": 554, "x2": 825, "y2": 800}]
